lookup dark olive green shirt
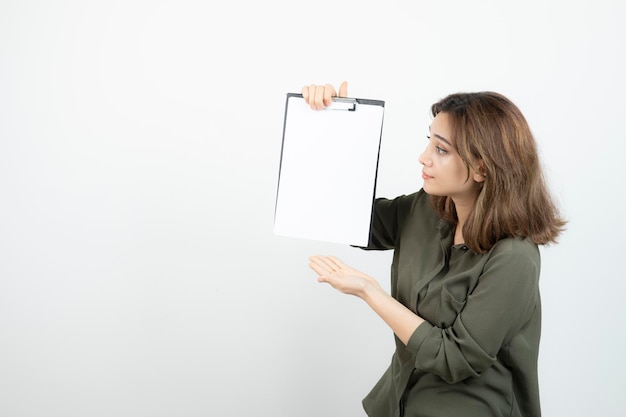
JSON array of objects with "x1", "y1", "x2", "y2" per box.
[{"x1": 361, "y1": 190, "x2": 541, "y2": 417}]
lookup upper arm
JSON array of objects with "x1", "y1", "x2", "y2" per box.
[{"x1": 360, "y1": 191, "x2": 422, "y2": 250}]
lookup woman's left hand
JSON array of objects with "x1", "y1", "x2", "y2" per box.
[{"x1": 308, "y1": 255, "x2": 381, "y2": 298}]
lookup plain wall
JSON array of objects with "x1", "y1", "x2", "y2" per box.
[{"x1": 1, "y1": 1, "x2": 624, "y2": 416}]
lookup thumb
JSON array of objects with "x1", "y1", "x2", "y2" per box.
[{"x1": 338, "y1": 81, "x2": 348, "y2": 98}]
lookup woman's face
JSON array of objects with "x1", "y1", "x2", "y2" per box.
[{"x1": 418, "y1": 112, "x2": 483, "y2": 203}]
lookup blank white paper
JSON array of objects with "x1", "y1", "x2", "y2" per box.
[{"x1": 274, "y1": 94, "x2": 384, "y2": 246}]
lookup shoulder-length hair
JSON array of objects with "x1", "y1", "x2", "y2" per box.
[{"x1": 429, "y1": 92, "x2": 566, "y2": 253}]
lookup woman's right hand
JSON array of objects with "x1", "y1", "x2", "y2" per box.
[{"x1": 301, "y1": 81, "x2": 348, "y2": 110}]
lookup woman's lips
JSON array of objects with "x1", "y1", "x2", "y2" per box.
[{"x1": 422, "y1": 171, "x2": 433, "y2": 180}]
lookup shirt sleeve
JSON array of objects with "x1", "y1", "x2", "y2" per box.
[
  {"x1": 406, "y1": 240, "x2": 540, "y2": 384},
  {"x1": 359, "y1": 191, "x2": 423, "y2": 251}
]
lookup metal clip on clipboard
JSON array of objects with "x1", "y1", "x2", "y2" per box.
[{"x1": 325, "y1": 97, "x2": 357, "y2": 111}]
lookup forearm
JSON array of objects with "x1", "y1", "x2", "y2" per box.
[
  {"x1": 309, "y1": 254, "x2": 425, "y2": 345},
  {"x1": 361, "y1": 282, "x2": 425, "y2": 345}
]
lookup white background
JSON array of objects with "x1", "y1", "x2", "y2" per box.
[{"x1": 1, "y1": 1, "x2": 624, "y2": 416}]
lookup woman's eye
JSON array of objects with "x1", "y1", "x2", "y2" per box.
[{"x1": 427, "y1": 135, "x2": 447, "y2": 154}]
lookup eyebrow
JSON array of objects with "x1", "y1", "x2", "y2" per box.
[
  {"x1": 433, "y1": 134, "x2": 452, "y2": 146},
  {"x1": 428, "y1": 126, "x2": 453, "y2": 146}
]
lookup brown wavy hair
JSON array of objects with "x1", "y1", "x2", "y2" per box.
[{"x1": 429, "y1": 92, "x2": 566, "y2": 253}]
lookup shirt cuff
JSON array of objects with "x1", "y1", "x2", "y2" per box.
[{"x1": 407, "y1": 320, "x2": 434, "y2": 355}]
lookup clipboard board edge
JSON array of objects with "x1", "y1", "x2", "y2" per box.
[{"x1": 274, "y1": 92, "x2": 386, "y2": 245}]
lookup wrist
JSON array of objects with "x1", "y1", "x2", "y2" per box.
[{"x1": 360, "y1": 280, "x2": 386, "y2": 303}]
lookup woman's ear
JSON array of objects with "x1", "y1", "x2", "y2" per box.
[{"x1": 472, "y1": 159, "x2": 486, "y2": 183}]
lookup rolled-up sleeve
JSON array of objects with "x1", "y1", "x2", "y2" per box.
[{"x1": 406, "y1": 240, "x2": 540, "y2": 384}]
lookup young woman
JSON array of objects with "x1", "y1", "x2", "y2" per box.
[{"x1": 305, "y1": 82, "x2": 565, "y2": 417}]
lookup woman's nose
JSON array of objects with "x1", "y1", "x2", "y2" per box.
[{"x1": 418, "y1": 150, "x2": 431, "y2": 167}]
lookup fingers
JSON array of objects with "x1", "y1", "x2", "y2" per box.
[
  {"x1": 301, "y1": 84, "x2": 316, "y2": 106},
  {"x1": 322, "y1": 83, "x2": 335, "y2": 107},
  {"x1": 308, "y1": 256, "x2": 325, "y2": 276},
  {"x1": 337, "y1": 81, "x2": 348, "y2": 98},
  {"x1": 313, "y1": 85, "x2": 329, "y2": 110},
  {"x1": 309, "y1": 255, "x2": 346, "y2": 275},
  {"x1": 301, "y1": 82, "x2": 349, "y2": 110},
  {"x1": 322, "y1": 256, "x2": 346, "y2": 273},
  {"x1": 312, "y1": 84, "x2": 335, "y2": 111},
  {"x1": 301, "y1": 84, "x2": 328, "y2": 110},
  {"x1": 323, "y1": 255, "x2": 344, "y2": 270},
  {"x1": 309, "y1": 255, "x2": 334, "y2": 275}
]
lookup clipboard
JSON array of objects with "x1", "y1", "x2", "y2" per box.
[{"x1": 273, "y1": 93, "x2": 385, "y2": 246}]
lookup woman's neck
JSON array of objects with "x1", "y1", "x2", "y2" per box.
[{"x1": 452, "y1": 197, "x2": 475, "y2": 245}]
